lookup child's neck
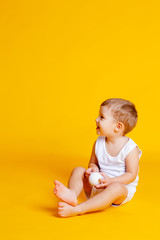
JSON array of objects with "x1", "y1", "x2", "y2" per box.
[{"x1": 105, "y1": 135, "x2": 126, "y2": 145}]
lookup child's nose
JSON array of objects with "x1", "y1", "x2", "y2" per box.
[{"x1": 95, "y1": 117, "x2": 100, "y2": 122}]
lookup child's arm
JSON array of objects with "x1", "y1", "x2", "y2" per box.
[
  {"x1": 85, "y1": 141, "x2": 99, "y2": 177},
  {"x1": 96, "y1": 146, "x2": 140, "y2": 188}
]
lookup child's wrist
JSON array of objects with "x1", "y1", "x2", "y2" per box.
[{"x1": 88, "y1": 164, "x2": 99, "y2": 171}]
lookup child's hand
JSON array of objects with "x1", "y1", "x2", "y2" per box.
[
  {"x1": 94, "y1": 172, "x2": 112, "y2": 189},
  {"x1": 85, "y1": 167, "x2": 99, "y2": 179}
]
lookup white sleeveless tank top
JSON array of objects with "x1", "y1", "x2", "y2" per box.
[{"x1": 95, "y1": 136, "x2": 142, "y2": 189}]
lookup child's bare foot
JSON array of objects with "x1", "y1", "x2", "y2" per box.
[
  {"x1": 54, "y1": 180, "x2": 78, "y2": 206},
  {"x1": 58, "y1": 202, "x2": 81, "y2": 218}
]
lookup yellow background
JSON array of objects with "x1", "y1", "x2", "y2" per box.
[{"x1": 0, "y1": 0, "x2": 160, "y2": 239}]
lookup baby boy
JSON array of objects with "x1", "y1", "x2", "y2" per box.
[{"x1": 54, "y1": 98, "x2": 142, "y2": 217}]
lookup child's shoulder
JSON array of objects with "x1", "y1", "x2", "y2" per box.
[
  {"x1": 94, "y1": 136, "x2": 105, "y2": 150},
  {"x1": 125, "y1": 137, "x2": 142, "y2": 158}
]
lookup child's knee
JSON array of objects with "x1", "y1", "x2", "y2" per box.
[{"x1": 107, "y1": 182, "x2": 128, "y2": 195}]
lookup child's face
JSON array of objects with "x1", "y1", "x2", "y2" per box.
[{"x1": 95, "y1": 106, "x2": 116, "y2": 137}]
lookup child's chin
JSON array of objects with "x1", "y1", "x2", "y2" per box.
[{"x1": 96, "y1": 130, "x2": 101, "y2": 135}]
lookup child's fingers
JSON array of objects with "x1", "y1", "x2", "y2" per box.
[
  {"x1": 94, "y1": 183, "x2": 106, "y2": 189},
  {"x1": 94, "y1": 180, "x2": 106, "y2": 188},
  {"x1": 92, "y1": 168, "x2": 98, "y2": 172},
  {"x1": 85, "y1": 172, "x2": 89, "y2": 177},
  {"x1": 85, "y1": 169, "x2": 92, "y2": 178},
  {"x1": 99, "y1": 179, "x2": 106, "y2": 184},
  {"x1": 85, "y1": 168, "x2": 99, "y2": 178},
  {"x1": 99, "y1": 172, "x2": 106, "y2": 178},
  {"x1": 86, "y1": 168, "x2": 92, "y2": 174}
]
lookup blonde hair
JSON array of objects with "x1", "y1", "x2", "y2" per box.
[{"x1": 101, "y1": 98, "x2": 138, "y2": 135}]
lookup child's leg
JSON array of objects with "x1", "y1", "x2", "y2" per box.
[
  {"x1": 54, "y1": 167, "x2": 90, "y2": 206},
  {"x1": 58, "y1": 182, "x2": 128, "y2": 217},
  {"x1": 68, "y1": 167, "x2": 87, "y2": 196},
  {"x1": 68, "y1": 167, "x2": 92, "y2": 197}
]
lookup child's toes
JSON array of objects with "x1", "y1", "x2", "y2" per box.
[
  {"x1": 58, "y1": 205, "x2": 63, "y2": 210},
  {"x1": 59, "y1": 214, "x2": 65, "y2": 217},
  {"x1": 58, "y1": 205, "x2": 62, "y2": 209},
  {"x1": 54, "y1": 180, "x2": 58, "y2": 185},
  {"x1": 58, "y1": 208, "x2": 63, "y2": 212},
  {"x1": 54, "y1": 180, "x2": 61, "y2": 187},
  {"x1": 54, "y1": 186, "x2": 60, "y2": 194},
  {"x1": 58, "y1": 211, "x2": 65, "y2": 217},
  {"x1": 58, "y1": 213, "x2": 64, "y2": 217},
  {"x1": 58, "y1": 202, "x2": 65, "y2": 207}
]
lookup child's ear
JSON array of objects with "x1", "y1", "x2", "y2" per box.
[{"x1": 115, "y1": 122, "x2": 124, "y2": 131}]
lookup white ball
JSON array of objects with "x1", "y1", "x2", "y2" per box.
[{"x1": 89, "y1": 172, "x2": 104, "y2": 186}]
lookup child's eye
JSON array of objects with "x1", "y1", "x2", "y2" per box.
[{"x1": 100, "y1": 116, "x2": 104, "y2": 119}]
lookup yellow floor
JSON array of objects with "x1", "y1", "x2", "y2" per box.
[{"x1": 1, "y1": 151, "x2": 159, "y2": 240}]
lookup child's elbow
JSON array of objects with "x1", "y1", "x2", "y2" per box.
[{"x1": 129, "y1": 172, "x2": 138, "y2": 182}]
